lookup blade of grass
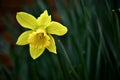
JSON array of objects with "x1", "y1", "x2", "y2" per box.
[{"x1": 58, "y1": 40, "x2": 80, "y2": 80}]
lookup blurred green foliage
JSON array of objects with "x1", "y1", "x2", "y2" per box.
[{"x1": 0, "y1": 0, "x2": 120, "y2": 80}]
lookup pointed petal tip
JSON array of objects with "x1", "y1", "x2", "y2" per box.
[
  {"x1": 16, "y1": 12, "x2": 24, "y2": 17},
  {"x1": 44, "y1": 10, "x2": 48, "y2": 13},
  {"x1": 16, "y1": 40, "x2": 25, "y2": 45},
  {"x1": 47, "y1": 48, "x2": 57, "y2": 54},
  {"x1": 49, "y1": 48, "x2": 57, "y2": 54},
  {"x1": 32, "y1": 57, "x2": 37, "y2": 59},
  {"x1": 42, "y1": 10, "x2": 48, "y2": 16},
  {"x1": 16, "y1": 12, "x2": 20, "y2": 15},
  {"x1": 50, "y1": 49, "x2": 57, "y2": 54},
  {"x1": 31, "y1": 53, "x2": 41, "y2": 59},
  {"x1": 54, "y1": 51, "x2": 57, "y2": 54},
  {"x1": 16, "y1": 41, "x2": 19, "y2": 45},
  {"x1": 49, "y1": 50, "x2": 57, "y2": 54},
  {"x1": 30, "y1": 51, "x2": 44, "y2": 59}
]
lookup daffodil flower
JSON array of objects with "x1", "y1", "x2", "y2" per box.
[{"x1": 16, "y1": 10, "x2": 68, "y2": 59}]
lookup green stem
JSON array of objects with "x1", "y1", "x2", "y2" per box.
[{"x1": 58, "y1": 40, "x2": 80, "y2": 80}]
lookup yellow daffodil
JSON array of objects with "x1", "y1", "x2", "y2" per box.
[{"x1": 16, "y1": 10, "x2": 68, "y2": 59}]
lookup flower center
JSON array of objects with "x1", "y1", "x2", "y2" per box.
[{"x1": 28, "y1": 29, "x2": 50, "y2": 49}]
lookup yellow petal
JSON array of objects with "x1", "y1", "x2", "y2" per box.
[
  {"x1": 37, "y1": 10, "x2": 51, "y2": 27},
  {"x1": 16, "y1": 12, "x2": 37, "y2": 30},
  {"x1": 47, "y1": 35, "x2": 57, "y2": 54},
  {"x1": 16, "y1": 31, "x2": 32, "y2": 45},
  {"x1": 30, "y1": 45, "x2": 45, "y2": 59},
  {"x1": 47, "y1": 21, "x2": 68, "y2": 36}
]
